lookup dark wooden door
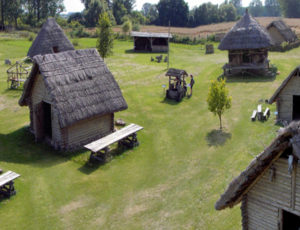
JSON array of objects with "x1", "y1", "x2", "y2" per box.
[
  {"x1": 293, "y1": 95, "x2": 300, "y2": 120},
  {"x1": 34, "y1": 102, "x2": 44, "y2": 141},
  {"x1": 283, "y1": 210, "x2": 300, "y2": 230}
]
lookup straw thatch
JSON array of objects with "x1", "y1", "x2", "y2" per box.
[
  {"x1": 269, "y1": 66, "x2": 300, "y2": 104},
  {"x1": 19, "y1": 48, "x2": 128, "y2": 128},
  {"x1": 166, "y1": 68, "x2": 188, "y2": 78},
  {"x1": 219, "y1": 10, "x2": 273, "y2": 50},
  {"x1": 27, "y1": 18, "x2": 74, "y2": 58},
  {"x1": 215, "y1": 122, "x2": 300, "y2": 210},
  {"x1": 267, "y1": 20, "x2": 297, "y2": 43}
]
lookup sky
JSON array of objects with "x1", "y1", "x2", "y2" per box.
[{"x1": 63, "y1": 0, "x2": 252, "y2": 13}]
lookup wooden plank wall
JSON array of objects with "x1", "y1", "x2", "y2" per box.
[
  {"x1": 65, "y1": 114, "x2": 113, "y2": 150},
  {"x1": 277, "y1": 73, "x2": 300, "y2": 121},
  {"x1": 268, "y1": 27, "x2": 285, "y2": 45},
  {"x1": 243, "y1": 157, "x2": 300, "y2": 230}
]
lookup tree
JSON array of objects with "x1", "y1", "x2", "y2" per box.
[
  {"x1": 83, "y1": 0, "x2": 106, "y2": 27},
  {"x1": 249, "y1": 0, "x2": 264, "y2": 16},
  {"x1": 122, "y1": 19, "x2": 132, "y2": 35},
  {"x1": 265, "y1": 0, "x2": 281, "y2": 16},
  {"x1": 142, "y1": 3, "x2": 158, "y2": 24},
  {"x1": 157, "y1": 0, "x2": 189, "y2": 27},
  {"x1": 207, "y1": 79, "x2": 232, "y2": 130},
  {"x1": 229, "y1": 0, "x2": 242, "y2": 8},
  {"x1": 219, "y1": 3, "x2": 237, "y2": 22},
  {"x1": 278, "y1": 0, "x2": 300, "y2": 18},
  {"x1": 97, "y1": 11, "x2": 114, "y2": 59}
]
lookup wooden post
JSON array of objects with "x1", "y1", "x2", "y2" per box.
[{"x1": 167, "y1": 21, "x2": 170, "y2": 70}]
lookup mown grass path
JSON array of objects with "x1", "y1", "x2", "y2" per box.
[{"x1": 0, "y1": 38, "x2": 298, "y2": 229}]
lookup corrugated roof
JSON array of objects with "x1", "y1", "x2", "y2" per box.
[{"x1": 131, "y1": 31, "x2": 172, "y2": 38}]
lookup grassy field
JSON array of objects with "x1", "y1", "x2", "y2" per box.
[{"x1": 0, "y1": 37, "x2": 299, "y2": 229}]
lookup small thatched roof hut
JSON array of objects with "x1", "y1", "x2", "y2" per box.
[
  {"x1": 267, "y1": 20, "x2": 298, "y2": 45},
  {"x1": 27, "y1": 18, "x2": 74, "y2": 58},
  {"x1": 219, "y1": 10, "x2": 273, "y2": 76},
  {"x1": 215, "y1": 121, "x2": 300, "y2": 229},
  {"x1": 269, "y1": 66, "x2": 300, "y2": 122},
  {"x1": 19, "y1": 48, "x2": 128, "y2": 150}
]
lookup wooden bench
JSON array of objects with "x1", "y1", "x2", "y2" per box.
[
  {"x1": 251, "y1": 110, "x2": 257, "y2": 121},
  {"x1": 0, "y1": 171, "x2": 20, "y2": 198},
  {"x1": 84, "y1": 124, "x2": 144, "y2": 163},
  {"x1": 263, "y1": 108, "x2": 270, "y2": 121},
  {"x1": 257, "y1": 104, "x2": 263, "y2": 121}
]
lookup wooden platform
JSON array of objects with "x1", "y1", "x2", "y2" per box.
[{"x1": 85, "y1": 124, "x2": 143, "y2": 163}]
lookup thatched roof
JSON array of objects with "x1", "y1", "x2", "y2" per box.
[
  {"x1": 19, "y1": 48, "x2": 128, "y2": 128},
  {"x1": 269, "y1": 66, "x2": 300, "y2": 104},
  {"x1": 166, "y1": 68, "x2": 188, "y2": 78},
  {"x1": 267, "y1": 20, "x2": 298, "y2": 42},
  {"x1": 219, "y1": 10, "x2": 273, "y2": 50},
  {"x1": 131, "y1": 31, "x2": 172, "y2": 39},
  {"x1": 215, "y1": 122, "x2": 300, "y2": 210},
  {"x1": 27, "y1": 18, "x2": 74, "y2": 58}
]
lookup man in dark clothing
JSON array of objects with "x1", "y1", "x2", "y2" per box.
[{"x1": 190, "y1": 75, "x2": 195, "y2": 96}]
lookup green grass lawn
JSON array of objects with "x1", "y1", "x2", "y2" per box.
[{"x1": 0, "y1": 37, "x2": 299, "y2": 229}]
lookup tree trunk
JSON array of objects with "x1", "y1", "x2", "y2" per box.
[
  {"x1": 0, "y1": 0, "x2": 4, "y2": 30},
  {"x1": 218, "y1": 114, "x2": 222, "y2": 130}
]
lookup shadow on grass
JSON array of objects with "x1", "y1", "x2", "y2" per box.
[
  {"x1": 125, "y1": 49, "x2": 167, "y2": 54},
  {"x1": 78, "y1": 145, "x2": 131, "y2": 175},
  {"x1": 160, "y1": 97, "x2": 181, "y2": 105},
  {"x1": 218, "y1": 73, "x2": 276, "y2": 83},
  {"x1": 0, "y1": 127, "x2": 88, "y2": 167},
  {"x1": 206, "y1": 129, "x2": 232, "y2": 147}
]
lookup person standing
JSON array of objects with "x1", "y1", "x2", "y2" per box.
[{"x1": 190, "y1": 75, "x2": 195, "y2": 96}]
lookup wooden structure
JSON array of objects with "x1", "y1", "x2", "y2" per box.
[
  {"x1": 85, "y1": 124, "x2": 143, "y2": 163},
  {"x1": 0, "y1": 171, "x2": 20, "y2": 198},
  {"x1": 165, "y1": 68, "x2": 188, "y2": 102},
  {"x1": 219, "y1": 10, "x2": 273, "y2": 76},
  {"x1": 205, "y1": 44, "x2": 214, "y2": 54},
  {"x1": 267, "y1": 20, "x2": 298, "y2": 46},
  {"x1": 131, "y1": 31, "x2": 172, "y2": 52},
  {"x1": 215, "y1": 122, "x2": 300, "y2": 229},
  {"x1": 19, "y1": 49, "x2": 128, "y2": 151},
  {"x1": 7, "y1": 60, "x2": 30, "y2": 89},
  {"x1": 269, "y1": 66, "x2": 300, "y2": 122},
  {"x1": 27, "y1": 18, "x2": 74, "y2": 58}
]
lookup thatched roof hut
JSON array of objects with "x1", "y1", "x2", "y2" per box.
[
  {"x1": 27, "y1": 18, "x2": 74, "y2": 58},
  {"x1": 215, "y1": 121, "x2": 300, "y2": 229},
  {"x1": 269, "y1": 66, "x2": 300, "y2": 122},
  {"x1": 19, "y1": 48, "x2": 128, "y2": 150},
  {"x1": 131, "y1": 31, "x2": 172, "y2": 52},
  {"x1": 219, "y1": 10, "x2": 273, "y2": 76},
  {"x1": 267, "y1": 20, "x2": 298, "y2": 45}
]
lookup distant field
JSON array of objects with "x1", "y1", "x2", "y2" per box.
[{"x1": 112, "y1": 17, "x2": 300, "y2": 38}]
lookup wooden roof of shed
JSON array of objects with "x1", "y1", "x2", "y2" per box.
[
  {"x1": 166, "y1": 68, "x2": 188, "y2": 78},
  {"x1": 267, "y1": 20, "x2": 298, "y2": 42},
  {"x1": 215, "y1": 122, "x2": 300, "y2": 210},
  {"x1": 27, "y1": 18, "x2": 74, "y2": 58},
  {"x1": 219, "y1": 10, "x2": 273, "y2": 50},
  {"x1": 131, "y1": 31, "x2": 172, "y2": 39},
  {"x1": 19, "y1": 49, "x2": 128, "y2": 128}
]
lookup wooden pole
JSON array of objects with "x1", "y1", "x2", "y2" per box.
[{"x1": 167, "y1": 21, "x2": 170, "y2": 70}]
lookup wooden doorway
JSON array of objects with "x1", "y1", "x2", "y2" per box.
[
  {"x1": 293, "y1": 95, "x2": 300, "y2": 120},
  {"x1": 282, "y1": 210, "x2": 300, "y2": 230},
  {"x1": 34, "y1": 101, "x2": 52, "y2": 141}
]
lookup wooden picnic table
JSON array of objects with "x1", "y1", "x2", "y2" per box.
[
  {"x1": 85, "y1": 123, "x2": 143, "y2": 163},
  {"x1": 0, "y1": 171, "x2": 20, "y2": 198}
]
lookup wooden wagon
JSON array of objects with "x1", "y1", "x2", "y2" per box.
[{"x1": 165, "y1": 68, "x2": 188, "y2": 102}]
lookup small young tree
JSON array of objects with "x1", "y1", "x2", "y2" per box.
[
  {"x1": 122, "y1": 19, "x2": 132, "y2": 36},
  {"x1": 207, "y1": 79, "x2": 232, "y2": 130},
  {"x1": 97, "y1": 11, "x2": 114, "y2": 60}
]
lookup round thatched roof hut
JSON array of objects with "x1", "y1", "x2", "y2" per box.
[{"x1": 219, "y1": 10, "x2": 273, "y2": 76}]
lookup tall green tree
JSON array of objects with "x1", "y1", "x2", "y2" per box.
[
  {"x1": 219, "y1": 3, "x2": 237, "y2": 22},
  {"x1": 249, "y1": 0, "x2": 264, "y2": 16},
  {"x1": 142, "y1": 3, "x2": 158, "y2": 24},
  {"x1": 157, "y1": 0, "x2": 189, "y2": 27},
  {"x1": 265, "y1": 0, "x2": 281, "y2": 16},
  {"x1": 97, "y1": 11, "x2": 114, "y2": 59},
  {"x1": 278, "y1": 0, "x2": 300, "y2": 18},
  {"x1": 207, "y1": 79, "x2": 232, "y2": 130}
]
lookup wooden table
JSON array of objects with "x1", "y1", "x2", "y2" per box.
[{"x1": 0, "y1": 171, "x2": 20, "y2": 198}]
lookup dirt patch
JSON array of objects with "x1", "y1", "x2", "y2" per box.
[
  {"x1": 123, "y1": 203, "x2": 148, "y2": 218},
  {"x1": 60, "y1": 197, "x2": 91, "y2": 214}
]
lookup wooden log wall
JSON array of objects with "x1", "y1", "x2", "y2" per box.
[
  {"x1": 268, "y1": 26, "x2": 285, "y2": 46},
  {"x1": 243, "y1": 157, "x2": 300, "y2": 230},
  {"x1": 277, "y1": 72, "x2": 300, "y2": 121}
]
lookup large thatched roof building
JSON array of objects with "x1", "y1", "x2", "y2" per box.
[
  {"x1": 27, "y1": 18, "x2": 74, "y2": 58},
  {"x1": 131, "y1": 31, "x2": 172, "y2": 52},
  {"x1": 19, "y1": 48, "x2": 128, "y2": 150},
  {"x1": 267, "y1": 20, "x2": 298, "y2": 46},
  {"x1": 216, "y1": 122, "x2": 300, "y2": 229},
  {"x1": 219, "y1": 10, "x2": 273, "y2": 76},
  {"x1": 269, "y1": 66, "x2": 300, "y2": 122}
]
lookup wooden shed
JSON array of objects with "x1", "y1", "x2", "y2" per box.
[
  {"x1": 219, "y1": 10, "x2": 273, "y2": 76},
  {"x1": 131, "y1": 31, "x2": 172, "y2": 52},
  {"x1": 19, "y1": 49, "x2": 128, "y2": 151},
  {"x1": 269, "y1": 66, "x2": 300, "y2": 122},
  {"x1": 215, "y1": 122, "x2": 300, "y2": 229},
  {"x1": 267, "y1": 20, "x2": 298, "y2": 46},
  {"x1": 27, "y1": 18, "x2": 74, "y2": 59}
]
